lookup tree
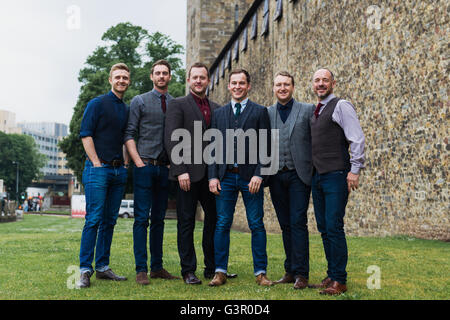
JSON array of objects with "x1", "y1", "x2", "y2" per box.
[
  {"x1": 60, "y1": 23, "x2": 186, "y2": 186},
  {"x1": 0, "y1": 132, "x2": 46, "y2": 200}
]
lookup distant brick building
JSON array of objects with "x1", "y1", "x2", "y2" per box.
[{"x1": 186, "y1": 0, "x2": 449, "y2": 240}]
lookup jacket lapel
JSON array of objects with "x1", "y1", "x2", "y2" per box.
[
  {"x1": 268, "y1": 104, "x2": 277, "y2": 128},
  {"x1": 187, "y1": 94, "x2": 206, "y2": 129},
  {"x1": 288, "y1": 100, "x2": 301, "y2": 138},
  {"x1": 239, "y1": 100, "x2": 253, "y2": 128}
]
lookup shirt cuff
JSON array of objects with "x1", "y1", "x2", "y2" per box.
[
  {"x1": 350, "y1": 166, "x2": 362, "y2": 175},
  {"x1": 79, "y1": 130, "x2": 93, "y2": 138}
]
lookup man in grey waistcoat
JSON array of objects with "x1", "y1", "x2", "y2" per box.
[
  {"x1": 267, "y1": 71, "x2": 315, "y2": 290},
  {"x1": 125, "y1": 60, "x2": 179, "y2": 285}
]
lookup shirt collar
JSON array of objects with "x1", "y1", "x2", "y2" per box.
[
  {"x1": 277, "y1": 98, "x2": 294, "y2": 110},
  {"x1": 231, "y1": 98, "x2": 249, "y2": 110},
  {"x1": 319, "y1": 93, "x2": 336, "y2": 106},
  {"x1": 108, "y1": 90, "x2": 124, "y2": 102},
  {"x1": 190, "y1": 91, "x2": 208, "y2": 104},
  {"x1": 152, "y1": 88, "x2": 168, "y2": 99}
]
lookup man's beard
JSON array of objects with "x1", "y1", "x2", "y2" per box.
[
  {"x1": 316, "y1": 87, "x2": 332, "y2": 99},
  {"x1": 154, "y1": 82, "x2": 168, "y2": 91}
]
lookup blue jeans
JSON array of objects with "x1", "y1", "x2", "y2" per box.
[
  {"x1": 269, "y1": 170, "x2": 311, "y2": 278},
  {"x1": 79, "y1": 160, "x2": 127, "y2": 274},
  {"x1": 311, "y1": 170, "x2": 349, "y2": 284},
  {"x1": 214, "y1": 172, "x2": 268, "y2": 276},
  {"x1": 133, "y1": 164, "x2": 169, "y2": 273}
]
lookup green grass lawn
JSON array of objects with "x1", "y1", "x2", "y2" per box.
[{"x1": 0, "y1": 214, "x2": 448, "y2": 300}]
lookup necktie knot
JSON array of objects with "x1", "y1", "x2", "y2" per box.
[
  {"x1": 235, "y1": 103, "x2": 242, "y2": 116},
  {"x1": 314, "y1": 103, "x2": 323, "y2": 119}
]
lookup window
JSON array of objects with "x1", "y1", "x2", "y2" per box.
[
  {"x1": 232, "y1": 40, "x2": 239, "y2": 61},
  {"x1": 274, "y1": 0, "x2": 283, "y2": 21},
  {"x1": 261, "y1": 0, "x2": 269, "y2": 36},
  {"x1": 242, "y1": 26, "x2": 248, "y2": 51},
  {"x1": 250, "y1": 14, "x2": 257, "y2": 39}
]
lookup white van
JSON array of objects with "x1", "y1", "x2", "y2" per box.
[{"x1": 119, "y1": 200, "x2": 134, "y2": 218}]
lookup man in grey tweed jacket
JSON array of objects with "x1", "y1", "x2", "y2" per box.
[
  {"x1": 267, "y1": 71, "x2": 315, "y2": 290},
  {"x1": 124, "y1": 60, "x2": 179, "y2": 285}
]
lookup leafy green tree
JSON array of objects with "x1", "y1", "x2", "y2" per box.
[
  {"x1": 60, "y1": 23, "x2": 185, "y2": 186},
  {"x1": 0, "y1": 132, "x2": 46, "y2": 200}
]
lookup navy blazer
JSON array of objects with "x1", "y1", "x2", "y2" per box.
[{"x1": 208, "y1": 100, "x2": 271, "y2": 182}]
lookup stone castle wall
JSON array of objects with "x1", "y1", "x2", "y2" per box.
[{"x1": 189, "y1": 0, "x2": 449, "y2": 240}]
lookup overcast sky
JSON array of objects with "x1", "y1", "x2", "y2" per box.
[{"x1": 0, "y1": 0, "x2": 186, "y2": 126}]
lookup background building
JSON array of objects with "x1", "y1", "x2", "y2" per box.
[
  {"x1": 0, "y1": 110, "x2": 22, "y2": 134},
  {"x1": 18, "y1": 122, "x2": 69, "y2": 176},
  {"x1": 186, "y1": 0, "x2": 448, "y2": 240}
]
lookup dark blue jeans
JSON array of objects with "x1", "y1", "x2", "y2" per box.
[
  {"x1": 133, "y1": 164, "x2": 169, "y2": 273},
  {"x1": 311, "y1": 170, "x2": 349, "y2": 284},
  {"x1": 269, "y1": 170, "x2": 311, "y2": 278},
  {"x1": 79, "y1": 160, "x2": 127, "y2": 274},
  {"x1": 214, "y1": 172, "x2": 268, "y2": 276}
]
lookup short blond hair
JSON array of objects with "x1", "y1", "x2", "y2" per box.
[
  {"x1": 274, "y1": 71, "x2": 295, "y2": 86},
  {"x1": 109, "y1": 63, "x2": 130, "y2": 78}
]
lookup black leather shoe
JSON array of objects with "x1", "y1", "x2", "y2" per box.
[
  {"x1": 96, "y1": 269, "x2": 127, "y2": 281},
  {"x1": 78, "y1": 272, "x2": 91, "y2": 288},
  {"x1": 183, "y1": 272, "x2": 202, "y2": 285}
]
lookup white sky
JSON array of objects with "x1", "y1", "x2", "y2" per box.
[{"x1": 0, "y1": 0, "x2": 187, "y2": 126}]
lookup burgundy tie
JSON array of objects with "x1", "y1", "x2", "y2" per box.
[
  {"x1": 314, "y1": 103, "x2": 323, "y2": 119},
  {"x1": 161, "y1": 95, "x2": 166, "y2": 114}
]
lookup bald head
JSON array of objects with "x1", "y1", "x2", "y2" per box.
[{"x1": 312, "y1": 68, "x2": 336, "y2": 101}]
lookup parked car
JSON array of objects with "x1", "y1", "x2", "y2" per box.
[{"x1": 118, "y1": 200, "x2": 134, "y2": 218}]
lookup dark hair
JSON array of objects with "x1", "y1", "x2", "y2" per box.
[
  {"x1": 274, "y1": 71, "x2": 295, "y2": 86},
  {"x1": 188, "y1": 62, "x2": 210, "y2": 79},
  {"x1": 228, "y1": 68, "x2": 251, "y2": 84},
  {"x1": 151, "y1": 59, "x2": 171, "y2": 75}
]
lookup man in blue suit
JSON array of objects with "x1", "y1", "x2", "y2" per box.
[{"x1": 208, "y1": 69, "x2": 273, "y2": 287}]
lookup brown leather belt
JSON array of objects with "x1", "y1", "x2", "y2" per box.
[
  {"x1": 141, "y1": 158, "x2": 165, "y2": 166},
  {"x1": 227, "y1": 167, "x2": 239, "y2": 173},
  {"x1": 100, "y1": 159, "x2": 123, "y2": 167},
  {"x1": 87, "y1": 158, "x2": 124, "y2": 167}
]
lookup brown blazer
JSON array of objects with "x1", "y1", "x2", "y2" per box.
[{"x1": 164, "y1": 93, "x2": 221, "y2": 182}]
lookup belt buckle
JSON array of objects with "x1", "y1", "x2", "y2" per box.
[{"x1": 112, "y1": 159, "x2": 122, "y2": 167}]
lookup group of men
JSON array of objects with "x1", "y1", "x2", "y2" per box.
[{"x1": 77, "y1": 59, "x2": 365, "y2": 296}]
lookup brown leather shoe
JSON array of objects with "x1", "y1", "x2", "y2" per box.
[
  {"x1": 150, "y1": 268, "x2": 180, "y2": 280},
  {"x1": 96, "y1": 269, "x2": 127, "y2": 281},
  {"x1": 309, "y1": 276, "x2": 332, "y2": 289},
  {"x1": 293, "y1": 275, "x2": 309, "y2": 290},
  {"x1": 319, "y1": 280, "x2": 347, "y2": 295},
  {"x1": 274, "y1": 273, "x2": 295, "y2": 284},
  {"x1": 77, "y1": 272, "x2": 91, "y2": 288},
  {"x1": 208, "y1": 272, "x2": 227, "y2": 287},
  {"x1": 255, "y1": 273, "x2": 273, "y2": 286},
  {"x1": 183, "y1": 272, "x2": 202, "y2": 285},
  {"x1": 136, "y1": 272, "x2": 150, "y2": 285}
]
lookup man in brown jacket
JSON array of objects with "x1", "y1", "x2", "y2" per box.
[{"x1": 164, "y1": 62, "x2": 220, "y2": 284}]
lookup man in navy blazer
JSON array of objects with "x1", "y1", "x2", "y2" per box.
[{"x1": 208, "y1": 69, "x2": 273, "y2": 287}]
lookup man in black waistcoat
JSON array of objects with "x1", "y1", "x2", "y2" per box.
[{"x1": 309, "y1": 68, "x2": 365, "y2": 295}]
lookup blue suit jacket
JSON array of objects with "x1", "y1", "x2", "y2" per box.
[{"x1": 208, "y1": 99, "x2": 271, "y2": 182}]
